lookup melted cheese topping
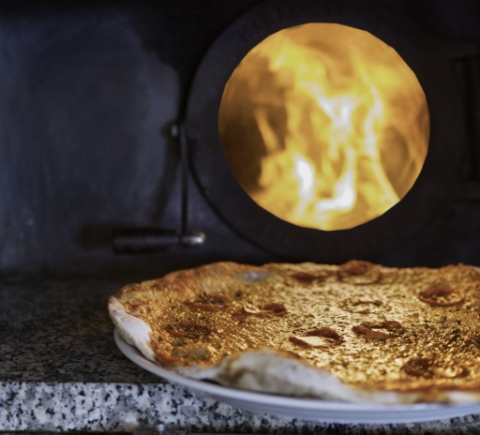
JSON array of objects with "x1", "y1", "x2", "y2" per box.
[{"x1": 116, "y1": 261, "x2": 480, "y2": 393}]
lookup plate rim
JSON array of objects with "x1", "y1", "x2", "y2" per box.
[{"x1": 113, "y1": 328, "x2": 480, "y2": 423}]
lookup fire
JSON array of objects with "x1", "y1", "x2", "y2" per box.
[{"x1": 219, "y1": 23, "x2": 429, "y2": 230}]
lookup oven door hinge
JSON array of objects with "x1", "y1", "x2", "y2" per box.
[{"x1": 112, "y1": 121, "x2": 206, "y2": 255}]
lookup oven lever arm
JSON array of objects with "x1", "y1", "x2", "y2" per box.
[
  {"x1": 112, "y1": 120, "x2": 205, "y2": 254},
  {"x1": 112, "y1": 228, "x2": 205, "y2": 254}
]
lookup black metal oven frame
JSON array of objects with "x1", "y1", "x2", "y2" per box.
[{"x1": 183, "y1": 0, "x2": 480, "y2": 264}]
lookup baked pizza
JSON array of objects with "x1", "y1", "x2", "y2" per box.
[{"x1": 108, "y1": 260, "x2": 480, "y2": 404}]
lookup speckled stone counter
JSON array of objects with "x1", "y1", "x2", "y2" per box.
[{"x1": 2, "y1": 274, "x2": 480, "y2": 434}]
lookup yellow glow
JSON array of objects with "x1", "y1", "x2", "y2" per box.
[{"x1": 219, "y1": 23, "x2": 430, "y2": 230}]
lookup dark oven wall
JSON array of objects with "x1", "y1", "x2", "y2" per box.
[{"x1": 0, "y1": 0, "x2": 478, "y2": 277}]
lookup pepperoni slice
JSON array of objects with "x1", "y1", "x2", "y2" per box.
[
  {"x1": 353, "y1": 325, "x2": 389, "y2": 340},
  {"x1": 186, "y1": 294, "x2": 230, "y2": 311},
  {"x1": 291, "y1": 272, "x2": 316, "y2": 282},
  {"x1": 231, "y1": 307, "x2": 270, "y2": 318},
  {"x1": 341, "y1": 298, "x2": 387, "y2": 314},
  {"x1": 362, "y1": 320, "x2": 403, "y2": 331},
  {"x1": 307, "y1": 327, "x2": 342, "y2": 341},
  {"x1": 338, "y1": 260, "x2": 382, "y2": 285},
  {"x1": 290, "y1": 272, "x2": 327, "y2": 283},
  {"x1": 289, "y1": 327, "x2": 342, "y2": 348},
  {"x1": 289, "y1": 336, "x2": 314, "y2": 347},
  {"x1": 353, "y1": 320, "x2": 403, "y2": 339},
  {"x1": 232, "y1": 303, "x2": 287, "y2": 318},
  {"x1": 418, "y1": 287, "x2": 465, "y2": 307},
  {"x1": 381, "y1": 320, "x2": 403, "y2": 330},
  {"x1": 341, "y1": 260, "x2": 375, "y2": 275}
]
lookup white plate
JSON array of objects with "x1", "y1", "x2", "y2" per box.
[{"x1": 114, "y1": 329, "x2": 480, "y2": 424}]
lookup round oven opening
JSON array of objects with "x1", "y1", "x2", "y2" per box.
[
  {"x1": 186, "y1": 0, "x2": 465, "y2": 263},
  {"x1": 218, "y1": 23, "x2": 430, "y2": 231}
]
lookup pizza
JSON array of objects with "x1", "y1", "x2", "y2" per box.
[{"x1": 108, "y1": 260, "x2": 480, "y2": 404}]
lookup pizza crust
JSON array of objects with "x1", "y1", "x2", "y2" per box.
[
  {"x1": 108, "y1": 297, "x2": 156, "y2": 362},
  {"x1": 108, "y1": 262, "x2": 480, "y2": 405},
  {"x1": 203, "y1": 349, "x2": 436, "y2": 404}
]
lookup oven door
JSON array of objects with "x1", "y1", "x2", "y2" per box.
[{"x1": 183, "y1": 0, "x2": 480, "y2": 265}]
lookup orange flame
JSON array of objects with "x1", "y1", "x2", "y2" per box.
[{"x1": 219, "y1": 23, "x2": 429, "y2": 230}]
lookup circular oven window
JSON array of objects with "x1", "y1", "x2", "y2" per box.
[{"x1": 218, "y1": 23, "x2": 430, "y2": 231}]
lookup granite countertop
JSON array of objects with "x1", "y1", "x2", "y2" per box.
[{"x1": 2, "y1": 273, "x2": 480, "y2": 434}]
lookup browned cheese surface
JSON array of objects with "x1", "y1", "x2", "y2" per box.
[{"x1": 115, "y1": 261, "x2": 480, "y2": 393}]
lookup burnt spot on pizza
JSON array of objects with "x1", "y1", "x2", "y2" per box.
[
  {"x1": 418, "y1": 287, "x2": 465, "y2": 307},
  {"x1": 166, "y1": 321, "x2": 211, "y2": 340},
  {"x1": 234, "y1": 290, "x2": 244, "y2": 299},
  {"x1": 185, "y1": 294, "x2": 230, "y2": 311},
  {"x1": 338, "y1": 260, "x2": 382, "y2": 285},
  {"x1": 353, "y1": 320, "x2": 403, "y2": 340},
  {"x1": 403, "y1": 358, "x2": 469, "y2": 379},
  {"x1": 403, "y1": 358, "x2": 435, "y2": 378},
  {"x1": 262, "y1": 302, "x2": 288, "y2": 316},
  {"x1": 340, "y1": 298, "x2": 388, "y2": 314}
]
